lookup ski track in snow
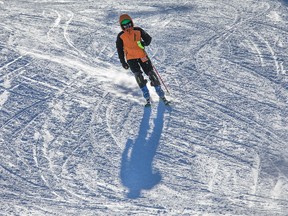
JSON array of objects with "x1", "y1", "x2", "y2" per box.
[{"x1": 0, "y1": 0, "x2": 288, "y2": 215}]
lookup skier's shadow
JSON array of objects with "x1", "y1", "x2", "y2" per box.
[{"x1": 120, "y1": 103, "x2": 167, "y2": 199}]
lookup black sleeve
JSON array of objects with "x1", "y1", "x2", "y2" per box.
[
  {"x1": 116, "y1": 32, "x2": 126, "y2": 64},
  {"x1": 135, "y1": 27, "x2": 152, "y2": 46}
]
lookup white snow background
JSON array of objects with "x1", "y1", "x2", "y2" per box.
[{"x1": 0, "y1": 0, "x2": 288, "y2": 215}]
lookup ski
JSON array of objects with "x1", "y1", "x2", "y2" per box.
[
  {"x1": 145, "y1": 98, "x2": 152, "y2": 107},
  {"x1": 143, "y1": 98, "x2": 171, "y2": 107},
  {"x1": 161, "y1": 97, "x2": 170, "y2": 106},
  {"x1": 164, "y1": 100, "x2": 171, "y2": 105},
  {"x1": 145, "y1": 102, "x2": 151, "y2": 107}
]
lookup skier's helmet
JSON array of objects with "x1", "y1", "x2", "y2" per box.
[{"x1": 119, "y1": 14, "x2": 134, "y2": 30}]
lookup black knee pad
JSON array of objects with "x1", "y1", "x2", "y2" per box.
[
  {"x1": 148, "y1": 71, "x2": 160, "y2": 86},
  {"x1": 134, "y1": 72, "x2": 147, "y2": 88}
]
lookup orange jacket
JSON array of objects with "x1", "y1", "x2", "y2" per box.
[{"x1": 116, "y1": 14, "x2": 152, "y2": 63}]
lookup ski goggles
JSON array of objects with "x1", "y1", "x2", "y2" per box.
[{"x1": 122, "y1": 21, "x2": 132, "y2": 29}]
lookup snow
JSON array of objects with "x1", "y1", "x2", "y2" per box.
[{"x1": 0, "y1": 0, "x2": 288, "y2": 215}]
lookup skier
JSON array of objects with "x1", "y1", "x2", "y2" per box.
[{"x1": 116, "y1": 14, "x2": 169, "y2": 107}]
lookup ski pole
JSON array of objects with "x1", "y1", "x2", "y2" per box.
[{"x1": 152, "y1": 64, "x2": 170, "y2": 95}]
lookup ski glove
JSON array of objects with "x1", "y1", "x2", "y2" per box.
[
  {"x1": 122, "y1": 62, "x2": 129, "y2": 69},
  {"x1": 137, "y1": 41, "x2": 145, "y2": 49}
]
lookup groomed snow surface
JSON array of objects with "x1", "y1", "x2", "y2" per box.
[{"x1": 0, "y1": 0, "x2": 288, "y2": 215}]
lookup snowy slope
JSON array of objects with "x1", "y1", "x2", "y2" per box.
[{"x1": 0, "y1": 0, "x2": 288, "y2": 215}]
